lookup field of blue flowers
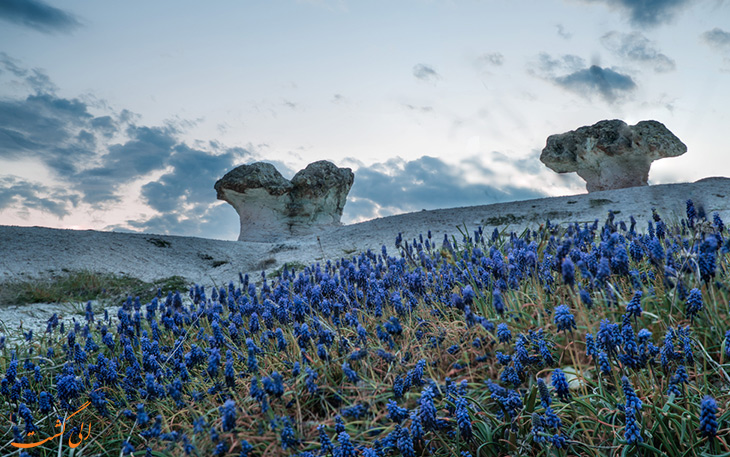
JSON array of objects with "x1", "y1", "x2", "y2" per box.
[{"x1": 1, "y1": 199, "x2": 729, "y2": 456}]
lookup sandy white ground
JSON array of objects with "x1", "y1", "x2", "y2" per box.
[{"x1": 1, "y1": 177, "x2": 728, "y2": 334}]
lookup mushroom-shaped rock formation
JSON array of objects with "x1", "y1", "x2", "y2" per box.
[
  {"x1": 540, "y1": 119, "x2": 687, "y2": 192},
  {"x1": 215, "y1": 160, "x2": 354, "y2": 242}
]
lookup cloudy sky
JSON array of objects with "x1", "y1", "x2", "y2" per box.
[{"x1": 1, "y1": 0, "x2": 728, "y2": 240}]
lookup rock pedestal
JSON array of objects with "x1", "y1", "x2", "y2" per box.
[
  {"x1": 540, "y1": 119, "x2": 687, "y2": 192},
  {"x1": 215, "y1": 161, "x2": 354, "y2": 242}
]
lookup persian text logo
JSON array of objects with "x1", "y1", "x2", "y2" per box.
[{"x1": 12, "y1": 400, "x2": 92, "y2": 449}]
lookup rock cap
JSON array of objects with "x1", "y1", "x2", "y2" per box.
[{"x1": 214, "y1": 162, "x2": 292, "y2": 198}]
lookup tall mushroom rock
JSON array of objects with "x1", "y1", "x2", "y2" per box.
[
  {"x1": 214, "y1": 160, "x2": 354, "y2": 242},
  {"x1": 540, "y1": 119, "x2": 687, "y2": 192}
]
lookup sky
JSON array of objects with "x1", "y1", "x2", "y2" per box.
[{"x1": 0, "y1": 0, "x2": 729, "y2": 240}]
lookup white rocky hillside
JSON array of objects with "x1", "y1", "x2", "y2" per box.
[
  {"x1": 1, "y1": 176, "x2": 728, "y2": 333},
  {"x1": 1, "y1": 177, "x2": 728, "y2": 288}
]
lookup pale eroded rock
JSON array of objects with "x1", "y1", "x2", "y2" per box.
[
  {"x1": 215, "y1": 161, "x2": 354, "y2": 241},
  {"x1": 540, "y1": 119, "x2": 687, "y2": 192}
]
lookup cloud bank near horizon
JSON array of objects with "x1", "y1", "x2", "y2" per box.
[{"x1": 342, "y1": 154, "x2": 581, "y2": 224}]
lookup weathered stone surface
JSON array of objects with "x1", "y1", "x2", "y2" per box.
[
  {"x1": 540, "y1": 119, "x2": 687, "y2": 192},
  {"x1": 288, "y1": 160, "x2": 355, "y2": 230},
  {"x1": 215, "y1": 160, "x2": 354, "y2": 242},
  {"x1": 214, "y1": 162, "x2": 292, "y2": 196}
]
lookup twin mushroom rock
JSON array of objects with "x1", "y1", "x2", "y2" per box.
[
  {"x1": 214, "y1": 161, "x2": 354, "y2": 242},
  {"x1": 217, "y1": 119, "x2": 687, "y2": 241}
]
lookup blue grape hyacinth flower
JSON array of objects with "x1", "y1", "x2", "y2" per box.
[
  {"x1": 497, "y1": 323, "x2": 512, "y2": 344},
  {"x1": 687, "y1": 199, "x2": 697, "y2": 228},
  {"x1": 622, "y1": 376, "x2": 643, "y2": 411},
  {"x1": 551, "y1": 368, "x2": 572, "y2": 402},
  {"x1": 336, "y1": 431, "x2": 357, "y2": 457},
  {"x1": 455, "y1": 396, "x2": 472, "y2": 441},
  {"x1": 220, "y1": 399, "x2": 237, "y2": 432},
  {"x1": 699, "y1": 396, "x2": 719, "y2": 438},
  {"x1": 554, "y1": 305, "x2": 576, "y2": 333},
  {"x1": 419, "y1": 387, "x2": 438, "y2": 431},
  {"x1": 624, "y1": 406, "x2": 643, "y2": 445},
  {"x1": 685, "y1": 288, "x2": 703, "y2": 321},
  {"x1": 626, "y1": 291, "x2": 643, "y2": 318},
  {"x1": 531, "y1": 413, "x2": 546, "y2": 443},
  {"x1": 492, "y1": 289, "x2": 505, "y2": 315},
  {"x1": 537, "y1": 378, "x2": 551, "y2": 408},
  {"x1": 561, "y1": 257, "x2": 575, "y2": 287}
]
